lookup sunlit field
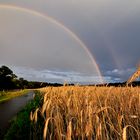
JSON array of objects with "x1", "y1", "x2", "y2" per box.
[
  {"x1": 30, "y1": 86, "x2": 140, "y2": 140},
  {"x1": 0, "y1": 90, "x2": 29, "y2": 103}
]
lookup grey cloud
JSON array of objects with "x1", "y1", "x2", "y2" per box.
[
  {"x1": 11, "y1": 66, "x2": 103, "y2": 84},
  {"x1": 105, "y1": 68, "x2": 136, "y2": 82},
  {"x1": 0, "y1": 0, "x2": 140, "y2": 83},
  {"x1": 0, "y1": 8, "x2": 99, "y2": 77}
]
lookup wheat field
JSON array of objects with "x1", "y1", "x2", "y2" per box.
[{"x1": 30, "y1": 86, "x2": 140, "y2": 140}]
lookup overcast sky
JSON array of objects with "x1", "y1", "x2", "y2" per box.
[{"x1": 0, "y1": 0, "x2": 140, "y2": 84}]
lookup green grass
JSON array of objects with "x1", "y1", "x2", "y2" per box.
[
  {"x1": 0, "y1": 90, "x2": 29, "y2": 103},
  {"x1": 4, "y1": 91, "x2": 42, "y2": 140}
]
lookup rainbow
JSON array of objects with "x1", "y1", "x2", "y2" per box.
[{"x1": 0, "y1": 4, "x2": 104, "y2": 83}]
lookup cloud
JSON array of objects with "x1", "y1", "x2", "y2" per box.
[
  {"x1": 105, "y1": 68, "x2": 136, "y2": 82},
  {"x1": 10, "y1": 66, "x2": 103, "y2": 84},
  {"x1": 11, "y1": 65, "x2": 125, "y2": 84},
  {"x1": 0, "y1": 0, "x2": 140, "y2": 83},
  {"x1": 106, "y1": 68, "x2": 134, "y2": 76},
  {"x1": 0, "y1": 8, "x2": 99, "y2": 76}
]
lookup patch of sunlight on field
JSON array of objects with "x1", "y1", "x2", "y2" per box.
[
  {"x1": 0, "y1": 90, "x2": 29, "y2": 103},
  {"x1": 30, "y1": 86, "x2": 140, "y2": 140}
]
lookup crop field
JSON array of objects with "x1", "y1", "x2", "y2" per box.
[{"x1": 30, "y1": 86, "x2": 140, "y2": 140}]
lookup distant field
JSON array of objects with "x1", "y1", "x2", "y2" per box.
[
  {"x1": 0, "y1": 90, "x2": 29, "y2": 103},
  {"x1": 29, "y1": 86, "x2": 140, "y2": 140}
]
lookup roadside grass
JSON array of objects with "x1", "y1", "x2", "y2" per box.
[
  {"x1": 0, "y1": 90, "x2": 29, "y2": 103},
  {"x1": 4, "y1": 91, "x2": 42, "y2": 140}
]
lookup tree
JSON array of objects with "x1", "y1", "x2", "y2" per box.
[
  {"x1": 0, "y1": 65, "x2": 17, "y2": 90},
  {"x1": 0, "y1": 66, "x2": 17, "y2": 78},
  {"x1": 0, "y1": 65, "x2": 51, "y2": 90},
  {"x1": 18, "y1": 78, "x2": 29, "y2": 89}
]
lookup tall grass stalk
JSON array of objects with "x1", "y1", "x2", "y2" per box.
[{"x1": 30, "y1": 86, "x2": 140, "y2": 140}]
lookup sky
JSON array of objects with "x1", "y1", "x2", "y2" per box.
[{"x1": 0, "y1": 0, "x2": 140, "y2": 84}]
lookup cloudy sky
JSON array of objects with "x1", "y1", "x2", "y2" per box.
[{"x1": 0, "y1": 0, "x2": 140, "y2": 84}]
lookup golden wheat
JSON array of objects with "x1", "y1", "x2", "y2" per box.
[{"x1": 30, "y1": 86, "x2": 140, "y2": 140}]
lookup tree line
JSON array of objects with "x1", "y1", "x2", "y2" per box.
[{"x1": 0, "y1": 65, "x2": 62, "y2": 91}]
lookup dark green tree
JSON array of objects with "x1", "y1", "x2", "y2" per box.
[
  {"x1": 18, "y1": 78, "x2": 29, "y2": 89},
  {"x1": 0, "y1": 65, "x2": 51, "y2": 90},
  {"x1": 0, "y1": 65, "x2": 17, "y2": 90}
]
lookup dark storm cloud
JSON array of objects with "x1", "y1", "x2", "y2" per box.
[
  {"x1": 0, "y1": 9, "x2": 99, "y2": 76},
  {"x1": 31, "y1": 0, "x2": 140, "y2": 81},
  {"x1": 0, "y1": 0, "x2": 140, "y2": 83},
  {"x1": 105, "y1": 68, "x2": 136, "y2": 82}
]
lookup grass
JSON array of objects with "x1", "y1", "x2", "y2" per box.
[
  {"x1": 0, "y1": 90, "x2": 29, "y2": 103},
  {"x1": 29, "y1": 86, "x2": 140, "y2": 140},
  {"x1": 4, "y1": 91, "x2": 42, "y2": 140}
]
